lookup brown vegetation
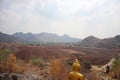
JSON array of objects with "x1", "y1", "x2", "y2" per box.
[
  {"x1": 15, "y1": 46, "x2": 71, "y2": 60},
  {"x1": 110, "y1": 56, "x2": 120, "y2": 79},
  {"x1": 68, "y1": 47, "x2": 120, "y2": 65},
  {"x1": 1, "y1": 44, "x2": 120, "y2": 80},
  {"x1": 49, "y1": 59, "x2": 69, "y2": 80},
  {"x1": 0, "y1": 53, "x2": 24, "y2": 73}
]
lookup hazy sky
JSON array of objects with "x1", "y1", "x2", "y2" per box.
[{"x1": 0, "y1": 0, "x2": 120, "y2": 39}]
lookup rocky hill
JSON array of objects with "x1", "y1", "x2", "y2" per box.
[
  {"x1": 0, "y1": 32, "x2": 21, "y2": 43},
  {"x1": 12, "y1": 32, "x2": 81, "y2": 43},
  {"x1": 97, "y1": 35, "x2": 120, "y2": 48},
  {"x1": 78, "y1": 35, "x2": 120, "y2": 49},
  {"x1": 1, "y1": 32, "x2": 120, "y2": 48},
  {"x1": 77, "y1": 36, "x2": 101, "y2": 47}
]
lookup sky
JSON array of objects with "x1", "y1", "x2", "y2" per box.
[{"x1": 0, "y1": 0, "x2": 120, "y2": 39}]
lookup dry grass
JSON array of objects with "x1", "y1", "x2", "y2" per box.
[
  {"x1": 0, "y1": 53, "x2": 24, "y2": 73},
  {"x1": 110, "y1": 56, "x2": 120, "y2": 79},
  {"x1": 49, "y1": 59, "x2": 69, "y2": 80}
]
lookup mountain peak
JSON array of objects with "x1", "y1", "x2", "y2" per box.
[
  {"x1": 13, "y1": 32, "x2": 24, "y2": 35},
  {"x1": 84, "y1": 35, "x2": 100, "y2": 41},
  {"x1": 78, "y1": 35, "x2": 101, "y2": 47},
  {"x1": 39, "y1": 32, "x2": 57, "y2": 35},
  {"x1": 26, "y1": 32, "x2": 32, "y2": 34},
  {"x1": 62, "y1": 34, "x2": 70, "y2": 38},
  {"x1": 0, "y1": 32, "x2": 20, "y2": 43},
  {"x1": 12, "y1": 32, "x2": 81, "y2": 43}
]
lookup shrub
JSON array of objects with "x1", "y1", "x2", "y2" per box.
[
  {"x1": 84, "y1": 61, "x2": 91, "y2": 70},
  {"x1": 30, "y1": 57, "x2": 46, "y2": 69},
  {"x1": 0, "y1": 49, "x2": 11, "y2": 63},
  {"x1": 49, "y1": 59, "x2": 69, "y2": 80},
  {"x1": 111, "y1": 57, "x2": 120, "y2": 79},
  {"x1": 85, "y1": 71, "x2": 98, "y2": 80},
  {"x1": 0, "y1": 53, "x2": 24, "y2": 73}
]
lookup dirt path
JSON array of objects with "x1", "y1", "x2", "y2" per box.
[
  {"x1": 90, "y1": 58, "x2": 116, "y2": 80},
  {"x1": 91, "y1": 58, "x2": 115, "y2": 71},
  {"x1": 101, "y1": 58, "x2": 115, "y2": 70}
]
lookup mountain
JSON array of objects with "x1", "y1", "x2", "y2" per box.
[
  {"x1": 35, "y1": 32, "x2": 62, "y2": 42},
  {"x1": 97, "y1": 35, "x2": 120, "y2": 48},
  {"x1": 1, "y1": 31, "x2": 120, "y2": 48},
  {"x1": 12, "y1": 32, "x2": 81, "y2": 43},
  {"x1": 13, "y1": 32, "x2": 37, "y2": 42},
  {"x1": 0, "y1": 32, "x2": 22, "y2": 43},
  {"x1": 78, "y1": 35, "x2": 120, "y2": 49},
  {"x1": 78, "y1": 36, "x2": 101, "y2": 47},
  {"x1": 61, "y1": 34, "x2": 80, "y2": 42}
]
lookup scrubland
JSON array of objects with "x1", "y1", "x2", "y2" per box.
[{"x1": 0, "y1": 43, "x2": 120, "y2": 80}]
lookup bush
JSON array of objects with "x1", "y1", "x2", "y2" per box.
[
  {"x1": 49, "y1": 59, "x2": 69, "y2": 80},
  {"x1": 30, "y1": 57, "x2": 46, "y2": 69},
  {"x1": 111, "y1": 57, "x2": 120, "y2": 79},
  {"x1": 84, "y1": 61, "x2": 92, "y2": 70},
  {"x1": 0, "y1": 53, "x2": 24, "y2": 73},
  {"x1": 0, "y1": 49, "x2": 11, "y2": 63}
]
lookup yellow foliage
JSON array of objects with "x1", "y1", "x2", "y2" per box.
[
  {"x1": 0, "y1": 53, "x2": 24, "y2": 73},
  {"x1": 50, "y1": 59, "x2": 69, "y2": 80}
]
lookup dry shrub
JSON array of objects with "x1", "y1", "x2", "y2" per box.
[
  {"x1": 85, "y1": 71, "x2": 99, "y2": 80},
  {"x1": 0, "y1": 53, "x2": 24, "y2": 73},
  {"x1": 110, "y1": 57, "x2": 120, "y2": 79},
  {"x1": 49, "y1": 59, "x2": 69, "y2": 80},
  {"x1": 30, "y1": 57, "x2": 46, "y2": 69}
]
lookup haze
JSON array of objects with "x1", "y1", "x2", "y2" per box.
[{"x1": 0, "y1": 0, "x2": 120, "y2": 39}]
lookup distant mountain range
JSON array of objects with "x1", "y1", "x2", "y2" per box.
[
  {"x1": 12, "y1": 32, "x2": 81, "y2": 43},
  {"x1": 78, "y1": 35, "x2": 120, "y2": 49},
  {"x1": 0, "y1": 32, "x2": 81, "y2": 43},
  {"x1": 0, "y1": 32, "x2": 19, "y2": 43},
  {"x1": 0, "y1": 32, "x2": 120, "y2": 49},
  {"x1": 0, "y1": 32, "x2": 26, "y2": 43}
]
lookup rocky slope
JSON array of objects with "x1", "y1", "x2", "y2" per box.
[{"x1": 78, "y1": 35, "x2": 120, "y2": 49}]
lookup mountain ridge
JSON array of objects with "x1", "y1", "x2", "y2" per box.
[
  {"x1": 12, "y1": 32, "x2": 81, "y2": 43},
  {"x1": 77, "y1": 35, "x2": 101, "y2": 47},
  {"x1": 78, "y1": 35, "x2": 120, "y2": 49},
  {"x1": 0, "y1": 32, "x2": 120, "y2": 49},
  {"x1": 0, "y1": 32, "x2": 25, "y2": 43}
]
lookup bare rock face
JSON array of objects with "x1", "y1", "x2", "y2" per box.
[{"x1": 0, "y1": 73, "x2": 43, "y2": 80}]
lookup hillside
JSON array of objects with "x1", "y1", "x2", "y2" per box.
[
  {"x1": 77, "y1": 36, "x2": 101, "y2": 47},
  {"x1": 78, "y1": 35, "x2": 120, "y2": 49},
  {"x1": 0, "y1": 32, "x2": 21, "y2": 43},
  {"x1": 69, "y1": 47, "x2": 120, "y2": 65},
  {"x1": 1, "y1": 32, "x2": 120, "y2": 49},
  {"x1": 97, "y1": 35, "x2": 120, "y2": 48},
  {"x1": 14, "y1": 45, "x2": 120, "y2": 65},
  {"x1": 15, "y1": 46, "x2": 71, "y2": 60},
  {"x1": 0, "y1": 43, "x2": 120, "y2": 80},
  {"x1": 13, "y1": 32, "x2": 81, "y2": 43}
]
